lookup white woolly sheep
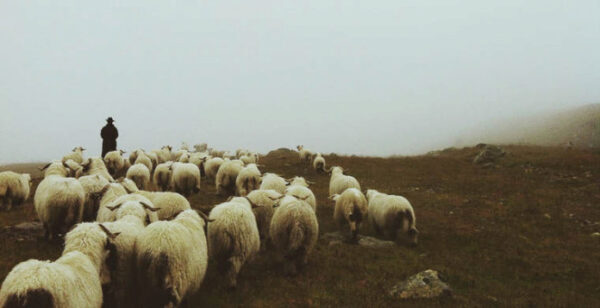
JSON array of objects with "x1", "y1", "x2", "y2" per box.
[
  {"x1": 77, "y1": 175, "x2": 110, "y2": 221},
  {"x1": 270, "y1": 195, "x2": 318, "y2": 275},
  {"x1": 194, "y1": 143, "x2": 208, "y2": 153},
  {"x1": 118, "y1": 179, "x2": 192, "y2": 221},
  {"x1": 259, "y1": 173, "x2": 287, "y2": 194},
  {"x1": 34, "y1": 175, "x2": 86, "y2": 240},
  {"x1": 247, "y1": 189, "x2": 284, "y2": 244},
  {"x1": 136, "y1": 209, "x2": 211, "y2": 307},
  {"x1": 126, "y1": 163, "x2": 151, "y2": 191},
  {"x1": 239, "y1": 154, "x2": 255, "y2": 165},
  {"x1": 204, "y1": 157, "x2": 224, "y2": 183},
  {"x1": 170, "y1": 162, "x2": 201, "y2": 197},
  {"x1": 171, "y1": 149, "x2": 188, "y2": 162},
  {"x1": 151, "y1": 146, "x2": 172, "y2": 164},
  {"x1": 189, "y1": 152, "x2": 209, "y2": 178},
  {"x1": 285, "y1": 177, "x2": 317, "y2": 212},
  {"x1": 215, "y1": 160, "x2": 244, "y2": 195},
  {"x1": 39, "y1": 161, "x2": 71, "y2": 178},
  {"x1": 312, "y1": 153, "x2": 326, "y2": 172},
  {"x1": 0, "y1": 223, "x2": 119, "y2": 308},
  {"x1": 153, "y1": 161, "x2": 174, "y2": 191},
  {"x1": 0, "y1": 171, "x2": 32, "y2": 211},
  {"x1": 62, "y1": 146, "x2": 86, "y2": 164},
  {"x1": 296, "y1": 145, "x2": 313, "y2": 162},
  {"x1": 332, "y1": 188, "x2": 368, "y2": 242},
  {"x1": 97, "y1": 193, "x2": 158, "y2": 224},
  {"x1": 134, "y1": 151, "x2": 154, "y2": 172},
  {"x1": 236, "y1": 163, "x2": 262, "y2": 196},
  {"x1": 328, "y1": 166, "x2": 361, "y2": 196},
  {"x1": 99, "y1": 207, "x2": 145, "y2": 308},
  {"x1": 366, "y1": 189, "x2": 419, "y2": 246},
  {"x1": 208, "y1": 197, "x2": 261, "y2": 288},
  {"x1": 104, "y1": 150, "x2": 126, "y2": 177},
  {"x1": 76, "y1": 157, "x2": 115, "y2": 182}
]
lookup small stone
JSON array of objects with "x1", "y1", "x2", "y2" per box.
[
  {"x1": 389, "y1": 269, "x2": 452, "y2": 299},
  {"x1": 323, "y1": 232, "x2": 395, "y2": 248},
  {"x1": 544, "y1": 213, "x2": 551, "y2": 219},
  {"x1": 591, "y1": 232, "x2": 600, "y2": 238}
]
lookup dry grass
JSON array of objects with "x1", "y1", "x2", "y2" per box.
[{"x1": 1, "y1": 145, "x2": 599, "y2": 306}]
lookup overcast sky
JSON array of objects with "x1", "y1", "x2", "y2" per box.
[{"x1": 1, "y1": 1, "x2": 599, "y2": 164}]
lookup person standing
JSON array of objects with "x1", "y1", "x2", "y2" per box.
[{"x1": 101, "y1": 117, "x2": 119, "y2": 158}]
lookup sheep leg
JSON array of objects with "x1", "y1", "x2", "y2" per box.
[{"x1": 225, "y1": 257, "x2": 243, "y2": 289}]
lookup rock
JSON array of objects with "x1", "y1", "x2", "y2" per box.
[
  {"x1": 389, "y1": 269, "x2": 452, "y2": 299},
  {"x1": 322, "y1": 232, "x2": 395, "y2": 248},
  {"x1": 591, "y1": 232, "x2": 600, "y2": 238},
  {"x1": 544, "y1": 213, "x2": 551, "y2": 219},
  {"x1": 473, "y1": 145, "x2": 505, "y2": 165}
]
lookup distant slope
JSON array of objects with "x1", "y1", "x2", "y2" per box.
[{"x1": 455, "y1": 104, "x2": 600, "y2": 148}]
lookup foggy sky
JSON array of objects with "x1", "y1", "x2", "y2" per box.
[{"x1": 1, "y1": 1, "x2": 599, "y2": 164}]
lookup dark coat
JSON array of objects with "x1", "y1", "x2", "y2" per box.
[{"x1": 101, "y1": 123, "x2": 119, "y2": 158}]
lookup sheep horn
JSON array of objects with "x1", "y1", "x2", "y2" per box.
[
  {"x1": 98, "y1": 224, "x2": 120, "y2": 239},
  {"x1": 195, "y1": 210, "x2": 215, "y2": 223},
  {"x1": 106, "y1": 202, "x2": 123, "y2": 211},
  {"x1": 141, "y1": 202, "x2": 160, "y2": 212},
  {"x1": 306, "y1": 180, "x2": 316, "y2": 185},
  {"x1": 39, "y1": 163, "x2": 52, "y2": 171},
  {"x1": 268, "y1": 195, "x2": 285, "y2": 201}
]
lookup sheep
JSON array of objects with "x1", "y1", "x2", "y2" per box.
[
  {"x1": 312, "y1": 153, "x2": 326, "y2": 172},
  {"x1": 39, "y1": 161, "x2": 71, "y2": 178},
  {"x1": 0, "y1": 171, "x2": 32, "y2": 211},
  {"x1": 247, "y1": 189, "x2": 284, "y2": 244},
  {"x1": 76, "y1": 157, "x2": 115, "y2": 182},
  {"x1": 209, "y1": 149, "x2": 227, "y2": 158},
  {"x1": 97, "y1": 193, "x2": 159, "y2": 224},
  {"x1": 215, "y1": 160, "x2": 244, "y2": 195},
  {"x1": 296, "y1": 145, "x2": 313, "y2": 162},
  {"x1": 99, "y1": 205, "x2": 146, "y2": 308},
  {"x1": 260, "y1": 173, "x2": 287, "y2": 194},
  {"x1": 236, "y1": 149, "x2": 249, "y2": 158},
  {"x1": 153, "y1": 161, "x2": 174, "y2": 191},
  {"x1": 136, "y1": 209, "x2": 211, "y2": 307},
  {"x1": 62, "y1": 146, "x2": 86, "y2": 164},
  {"x1": 328, "y1": 166, "x2": 361, "y2": 196},
  {"x1": 331, "y1": 188, "x2": 368, "y2": 242},
  {"x1": 34, "y1": 174, "x2": 86, "y2": 240},
  {"x1": 366, "y1": 189, "x2": 419, "y2": 246},
  {"x1": 236, "y1": 163, "x2": 262, "y2": 196},
  {"x1": 0, "y1": 223, "x2": 119, "y2": 308},
  {"x1": 134, "y1": 150, "x2": 154, "y2": 172},
  {"x1": 269, "y1": 195, "x2": 319, "y2": 275},
  {"x1": 172, "y1": 149, "x2": 188, "y2": 162},
  {"x1": 285, "y1": 177, "x2": 317, "y2": 212},
  {"x1": 104, "y1": 150, "x2": 126, "y2": 177},
  {"x1": 189, "y1": 152, "x2": 209, "y2": 178},
  {"x1": 170, "y1": 162, "x2": 201, "y2": 197},
  {"x1": 151, "y1": 146, "x2": 172, "y2": 164},
  {"x1": 146, "y1": 151, "x2": 159, "y2": 169},
  {"x1": 239, "y1": 154, "x2": 256, "y2": 165},
  {"x1": 194, "y1": 143, "x2": 208, "y2": 153},
  {"x1": 208, "y1": 196, "x2": 261, "y2": 288},
  {"x1": 204, "y1": 157, "x2": 224, "y2": 183},
  {"x1": 178, "y1": 152, "x2": 191, "y2": 163},
  {"x1": 118, "y1": 179, "x2": 191, "y2": 221},
  {"x1": 77, "y1": 175, "x2": 110, "y2": 221},
  {"x1": 126, "y1": 163, "x2": 151, "y2": 190}
]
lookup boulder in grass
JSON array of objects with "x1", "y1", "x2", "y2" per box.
[{"x1": 389, "y1": 269, "x2": 452, "y2": 299}]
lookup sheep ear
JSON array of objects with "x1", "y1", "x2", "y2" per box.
[
  {"x1": 299, "y1": 195, "x2": 310, "y2": 201},
  {"x1": 81, "y1": 147, "x2": 86, "y2": 151},
  {"x1": 98, "y1": 224, "x2": 120, "y2": 239},
  {"x1": 39, "y1": 163, "x2": 52, "y2": 171},
  {"x1": 244, "y1": 196, "x2": 260, "y2": 208}
]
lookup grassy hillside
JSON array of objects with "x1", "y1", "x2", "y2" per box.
[
  {"x1": 1, "y1": 146, "x2": 600, "y2": 306},
  {"x1": 457, "y1": 104, "x2": 600, "y2": 148}
]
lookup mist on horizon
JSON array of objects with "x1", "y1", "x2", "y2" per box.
[{"x1": 1, "y1": 1, "x2": 599, "y2": 164}]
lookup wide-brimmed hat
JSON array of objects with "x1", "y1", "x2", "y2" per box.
[{"x1": 106, "y1": 117, "x2": 115, "y2": 123}]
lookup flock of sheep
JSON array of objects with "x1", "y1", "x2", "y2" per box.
[{"x1": 0, "y1": 143, "x2": 418, "y2": 307}]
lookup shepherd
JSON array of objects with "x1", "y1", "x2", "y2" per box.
[{"x1": 101, "y1": 117, "x2": 119, "y2": 158}]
